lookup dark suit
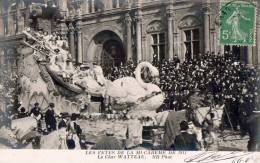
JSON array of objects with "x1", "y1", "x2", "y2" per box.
[
  {"x1": 17, "y1": 112, "x2": 28, "y2": 119},
  {"x1": 30, "y1": 107, "x2": 41, "y2": 118},
  {"x1": 30, "y1": 107, "x2": 42, "y2": 130},
  {"x1": 45, "y1": 108, "x2": 57, "y2": 132},
  {"x1": 58, "y1": 119, "x2": 67, "y2": 129},
  {"x1": 68, "y1": 122, "x2": 82, "y2": 136},
  {"x1": 247, "y1": 114, "x2": 260, "y2": 151},
  {"x1": 173, "y1": 131, "x2": 199, "y2": 151}
]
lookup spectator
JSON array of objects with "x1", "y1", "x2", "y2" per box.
[
  {"x1": 58, "y1": 113, "x2": 68, "y2": 129},
  {"x1": 105, "y1": 52, "x2": 260, "y2": 131},
  {"x1": 246, "y1": 110, "x2": 260, "y2": 151},
  {"x1": 173, "y1": 120, "x2": 199, "y2": 151},
  {"x1": 30, "y1": 102, "x2": 42, "y2": 131},
  {"x1": 68, "y1": 113, "x2": 82, "y2": 136},
  {"x1": 45, "y1": 103, "x2": 57, "y2": 132},
  {"x1": 17, "y1": 107, "x2": 28, "y2": 119}
]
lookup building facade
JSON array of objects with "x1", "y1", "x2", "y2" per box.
[{"x1": 1, "y1": 0, "x2": 260, "y2": 74}]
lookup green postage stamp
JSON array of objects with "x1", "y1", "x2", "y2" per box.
[{"x1": 220, "y1": 1, "x2": 257, "y2": 46}]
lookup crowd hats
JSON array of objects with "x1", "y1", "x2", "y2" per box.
[
  {"x1": 49, "y1": 103, "x2": 55, "y2": 108},
  {"x1": 180, "y1": 120, "x2": 189, "y2": 131}
]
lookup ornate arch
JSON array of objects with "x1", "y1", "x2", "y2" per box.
[
  {"x1": 178, "y1": 15, "x2": 201, "y2": 29},
  {"x1": 146, "y1": 20, "x2": 165, "y2": 33},
  {"x1": 88, "y1": 25, "x2": 123, "y2": 43},
  {"x1": 84, "y1": 28, "x2": 125, "y2": 65}
]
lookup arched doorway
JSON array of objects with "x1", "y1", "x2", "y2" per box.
[{"x1": 86, "y1": 30, "x2": 126, "y2": 74}]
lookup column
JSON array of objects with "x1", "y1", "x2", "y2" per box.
[
  {"x1": 203, "y1": 7, "x2": 210, "y2": 53},
  {"x1": 125, "y1": 13, "x2": 132, "y2": 60},
  {"x1": 17, "y1": 13, "x2": 25, "y2": 33},
  {"x1": 68, "y1": 23, "x2": 76, "y2": 62},
  {"x1": 247, "y1": 46, "x2": 253, "y2": 66},
  {"x1": 167, "y1": 4, "x2": 174, "y2": 60},
  {"x1": 173, "y1": 15, "x2": 179, "y2": 58},
  {"x1": 210, "y1": 29, "x2": 216, "y2": 54},
  {"x1": 91, "y1": 0, "x2": 95, "y2": 13},
  {"x1": 25, "y1": 5, "x2": 30, "y2": 27},
  {"x1": 77, "y1": 30, "x2": 83, "y2": 64},
  {"x1": 0, "y1": 17, "x2": 4, "y2": 36},
  {"x1": 0, "y1": 48, "x2": 4, "y2": 65},
  {"x1": 16, "y1": 1, "x2": 20, "y2": 33},
  {"x1": 116, "y1": 0, "x2": 120, "y2": 8},
  {"x1": 76, "y1": 21, "x2": 83, "y2": 64},
  {"x1": 7, "y1": 13, "x2": 13, "y2": 35},
  {"x1": 85, "y1": 0, "x2": 89, "y2": 14},
  {"x1": 220, "y1": 45, "x2": 225, "y2": 55},
  {"x1": 57, "y1": 0, "x2": 68, "y2": 17},
  {"x1": 80, "y1": 0, "x2": 89, "y2": 14},
  {"x1": 106, "y1": 0, "x2": 113, "y2": 9},
  {"x1": 135, "y1": 10, "x2": 142, "y2": 63}
]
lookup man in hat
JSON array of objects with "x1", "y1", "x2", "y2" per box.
[
  {"x1": 45, "y1": 103, "x2": 57, "y2": 132},
  {"x1": 246, "y1": 110, "x2": 260, "y2": 151},
  {"x1": 30, "y1": 103, "x2": 41, "y2": 119},
  {"x1": 58, "y1": 113, "x2": 68, "y2": 129},
  {"x1": 30, "y1": 103, "x2": 43, "y2": 131},
  {"x1": 173, "y1": 120, "x2": 199, "y2": 151},
  {"x1": 67, "y1": 113, "x2": 82, "y2": 136},
  {"x1": 18, "y1": 107, "x2": 28, "y2": 119},
  {"x1": 66, "y1": 113, "x2": 82, "y2": 149}
]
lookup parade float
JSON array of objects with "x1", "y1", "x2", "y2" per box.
[
  {"x1": 4, "y1": 28, "x2": 169, "y2": 149},
  {"x1": 1, "y1": 27, "x2": 225, "y2": 150}
]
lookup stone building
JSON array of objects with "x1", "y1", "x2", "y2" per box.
[{"x1": 0, "y1": 0, "x2": 260, "y2": 75}]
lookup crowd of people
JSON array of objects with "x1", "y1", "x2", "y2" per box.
[
  {"x1": 16, "y1": 102, "x2": 83, "y2": 149},
  {"x1": 106, "y1": 52, "x2": 260, "y2": 132},
  {"x1": 2, "y1": 32, "x2": 260, "y2": 150}
]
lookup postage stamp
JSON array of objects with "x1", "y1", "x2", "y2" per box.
[{"x1": 220, "y1": 1, "x2": 257, "y2": 46}]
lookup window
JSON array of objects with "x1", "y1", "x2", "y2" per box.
[
  {"x1": 184, "y1": 29, "x2": 200, "y2": 60},
  {"x1": 151, "y1": 33, "x2": 166, "y2": 63}
]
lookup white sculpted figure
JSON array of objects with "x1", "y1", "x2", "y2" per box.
[
  {"x1": 105, "y1": 62, "x2": 164, "y2": 111},
  {"x1": 73, "y1": 64, "x2": 107, "y2": 96}
]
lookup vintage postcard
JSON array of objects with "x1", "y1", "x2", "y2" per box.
[{"x1": 0, "y1": 0, "x2": 260, "y2": 162}]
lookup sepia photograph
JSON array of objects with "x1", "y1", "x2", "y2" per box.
[{"x1": 0, "y1": 0, "x2": 259, "y2": 153}]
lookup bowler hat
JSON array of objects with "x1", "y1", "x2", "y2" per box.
[
  {"x1": 49, "y1": 103, "x2": 55, "y2": 107},
  {"x1": 180, "y1": 120, "x2": 189, "y2": 131}
]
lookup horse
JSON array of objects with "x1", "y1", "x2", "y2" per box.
[
  {"x1": 186, "y1": 91, "x2": 224, "y2": 150},
  {"x1": 187, "y1": 104, "x2": 224, "y2": 150}
]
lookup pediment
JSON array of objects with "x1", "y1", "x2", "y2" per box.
[{"x1": 178, "y1": 15, "x2": 201, "y2": 29}]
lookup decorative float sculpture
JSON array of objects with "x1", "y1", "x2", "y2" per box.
[
  {"x1": 17, "y1": 29, "x2": 165, "y2": 115},
  {"x1": 6, "y1": 28, "x2": 166, "y2": 149},
  {"x1": 105, "y1": 61, "x2": 164, "y2": 112}
]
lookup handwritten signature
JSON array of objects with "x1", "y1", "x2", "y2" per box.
[{"x1": 184, "y1": 152, "x2": 253, "y2": 163}]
